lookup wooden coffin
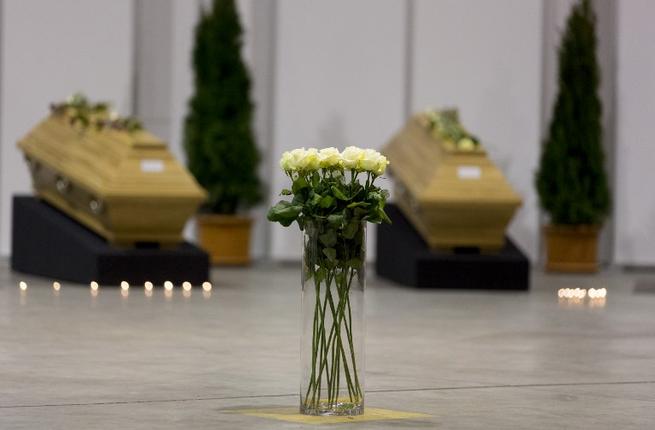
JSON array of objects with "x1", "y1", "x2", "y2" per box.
[
  {"x1": 383, "y1": 110, "x2": 521, "y2": 250},
  {"x1": 18, "y1": 113, "x2": 206, "y2": 246}
]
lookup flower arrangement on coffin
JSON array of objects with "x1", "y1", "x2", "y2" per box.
[
  {"x1": 419, "y1": 108, "x2": 479, "y2": 152},
  {"x1": 268, "y1": 146, "x2": 390, "y2": 416},
  {"x1": 50, "y1": 93, "x2": 142, "y2": 132}
]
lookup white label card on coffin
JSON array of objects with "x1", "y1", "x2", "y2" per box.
[
  {"x1": 140, "y1": 159, "x2": 165, "y2": 173},
  {"x1": 457, "y1": 165, "x2": 482, "y2": 180}
]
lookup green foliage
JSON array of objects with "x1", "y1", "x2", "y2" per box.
[
  {"x1": 50, "y1": 93, "x2": 142, "y2": 132},
  {"x1": 268, "y1": 170, "x2": 390, "y2": 232},
  {"x1": 268, "y1": 169, "x2": 389, "y2": 279},
  {"x1": 536, "y1": 0, "x2": 610, "y2": 225},
  {"x1": 184, "y1": 0, "x2": 262, "y2": 214}
]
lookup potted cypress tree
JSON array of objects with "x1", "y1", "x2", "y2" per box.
[
  {"x1": 536, "y1": 0, "x2": 610, "y2": 272},
  {"x1": 184, "y1": 0, "x2": 262, "y2": 265}
]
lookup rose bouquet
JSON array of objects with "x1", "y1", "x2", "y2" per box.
[{"x1": 268, "y1": 146, "x2": 390, "y2": 416}]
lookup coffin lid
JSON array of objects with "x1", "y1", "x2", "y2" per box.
[
  {"x1": 17, "y1": 114, "x2": 207, "y2": 201},
  {"x1": 383, "y1": 113, "x2": 522, "y2": 206}
]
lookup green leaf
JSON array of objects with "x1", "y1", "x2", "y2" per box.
[
  {"x1": 327, "y1": 214, "x2": 344, "y2": 227},
  {"x1": 280, "y1": 189, "x2": 292, "y2": 196},
  {"x1": 292, "y1": 176, "x2": 309, "y2": 194},
  {"x1": 347, "y1": 201, "x2": 370, "y2": 209},
  {"x1": 353, "y1": 207, "x2": 369, "y2": 218},
  {"x1": 331, "y1": 186, "x2": 350, "y2": 201},
  {"x1": 319, "y1": 229, "x2": 337, "y2": 247},
  {"x1": 315, "y1": 267, "x2": 326, "y2": 285},
  {"x1": 379, "y1": 206, "x2": 391, "y2": 224},
  {"x1": 366, "y1": 207, "x2": 391, "y2": 224},
  {"x1": 343, "y1": 221, "x2": 359, "y2": 239},
  {"x1": 368, "y1": 191, "x2": 383, "y2": 202},
  {"x1": 319, "y1": 195, "x2": 334, "y2": 208},
  {"x1": 266, "y1": 201, "x2": 302, "y2": 227},
  {"x1": 322, "y1": 247, "x2": 336, "y2": 262},
  {"x1": 304, "y1": 264, "x2": 313, "y2": 280},
  {"x1": 309, "y1": 192, "x2": 322, "y2": 206},
  {"x1": 292, "y1": 193, "x2": 306, "y2": 206},
  {"x1": 350, "y1": 185, "x2": 365, "y2": 200},
  {"x1": 347, "y1": 258, "x2": 362, "y2": 269}
]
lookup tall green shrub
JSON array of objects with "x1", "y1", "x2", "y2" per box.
[
  {"x1": 184, "y1": 0, "x2": 261, "y2": 214},
  {"x1": 536, "y1": 0, "x2": 610, "y2": 225}
]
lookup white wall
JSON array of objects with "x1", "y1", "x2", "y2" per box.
[
  {"x1": 411, "y1": 0, "x2": 543, "y2": 260},
  {"x1": 134, "y1": 0, "x2": 174, "y2": 147},
  {"x1": 269, "y1": 0, "x2": 407, "y2": 260},
  {"x1": 0, "y1": 0, "x2": 134, "y2": 255},
  {"x1": 614, "y1": 0, "x2": 655, "y2": 265}
]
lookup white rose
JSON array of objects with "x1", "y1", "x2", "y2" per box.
[
  {"x1": 298, "y1": 148, "x2": 320, "y2": 171},
  {"x1": 374, "y1": 154, "x2": 389, "y2": 176},
  {"x1": 319, "y1": 147, "x2": 341, "y2": 169},
  {"x1": 279, "y1": 151, "x2": 293, "y2": 171},
  {"x1": 360, "y1": 149, "x2": 380, "y2": 171},
  {"x1": 341, "y1": 146, "x2": 364, "y2": 170},
  {"x1": 287, "y1": 148, "x2": 306, "y2": 171},
  {"x1": 457, "y1": 137, "x2": 475, "y2": 151}
]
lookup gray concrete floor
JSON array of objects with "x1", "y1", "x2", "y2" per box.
[{"x1": 1, "y1": 259, "x2": 654, "y2": 429}]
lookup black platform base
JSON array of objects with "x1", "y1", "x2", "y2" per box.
[
  {"x1": 11, "y1": 196, "x2": 210, "y2": 286},
  {"x1": 376, "y1": 204, "x2": 530, "y2": 290}
]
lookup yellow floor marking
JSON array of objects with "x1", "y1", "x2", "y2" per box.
[{"x1": 230, "y1": 407, "x2": 431, "y2": 424}]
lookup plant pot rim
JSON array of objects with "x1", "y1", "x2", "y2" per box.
[
  {"x1": 543, "y1": 224, "x2": 602, "y2": 237},
  {"x1": 197, "y1": 213, "x2": 252, "y2": 226}
]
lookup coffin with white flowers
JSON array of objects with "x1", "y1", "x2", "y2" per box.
[
  {"x1": 17, "y1": 102, "x2": 206, "y2": 246},
  {"x1": 383, "y1": 109, "x2": 522, "y2": 250}
]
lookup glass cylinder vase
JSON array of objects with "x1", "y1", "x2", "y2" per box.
[{"x1": 300, "y1": 220, "x2": 365, "y2": 416}]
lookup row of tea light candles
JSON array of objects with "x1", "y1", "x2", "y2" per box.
[
  {"x1": 18, "y1": 282, "x2": 605, "y2": 300},
  {"x1": 18, "y1": 280, "x2": 212, "y2": 295},
  {"x1": 557, "y1": 287, "x2": 607, "y2": 299}
]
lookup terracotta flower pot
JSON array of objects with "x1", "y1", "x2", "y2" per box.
[
  {"x1": 197, "y1": 214, "x2": 252, "y2": 265},
  {"x1": 543, "y1": 224, "x2": 600, "y2": 273}
]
